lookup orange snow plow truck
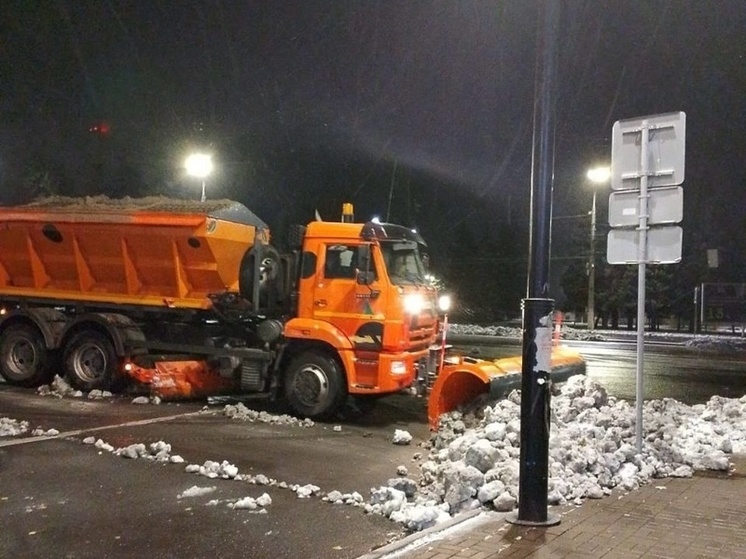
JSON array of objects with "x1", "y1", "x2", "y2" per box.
[{"x1": 0, "y1": 196, "x2": 584, "y2": 424}]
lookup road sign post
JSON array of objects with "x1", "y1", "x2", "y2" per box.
[{"x1": 608, "y1": 111, "x2": 686, "y2": 452}]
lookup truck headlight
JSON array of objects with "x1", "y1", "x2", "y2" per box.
[
  {"x1": 403, "y1": 293, "x2": 424, "y2": 315},
  {"x1": 438, "y1": 294, "x2": 452, "y2": 313}
]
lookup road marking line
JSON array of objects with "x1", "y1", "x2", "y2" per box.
[{"x1": 0, "y1": 410, "x2": 212, "y2": 448}]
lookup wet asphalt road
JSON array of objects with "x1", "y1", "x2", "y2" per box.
[
  {"x1": 2, "y1": 338, "x2": 745, "y2": 558},
  {"x1": 450, "y1": 335, "x2": 746, "y2": 404},
  {"x1": 0, "y1": 387, "x2": 430, "y2": 559}
]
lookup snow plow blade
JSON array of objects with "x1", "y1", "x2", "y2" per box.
[{"x1": 427, "y1": 347, "x2": 585, "y2": 430}]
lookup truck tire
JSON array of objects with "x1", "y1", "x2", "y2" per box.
[
  {"x1": 63, "y1": 331, "x2": 119, "y2": 392},
  {"x1": 284, "y1": 352, "x2": 347, "y2": 419},
  {"x1": 0, "y1": 324, "x2": 52, "y2": 387}
]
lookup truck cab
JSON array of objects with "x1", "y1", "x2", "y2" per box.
[{"x1": 280, "y1": 217, "x2": 439, "y2": 417}]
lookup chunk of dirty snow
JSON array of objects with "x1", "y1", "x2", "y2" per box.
[
  {"x1": 256, "y1": 493, "x2": 272, "y2": 507},
  {"x1": 295, "y1": 484, "x2": 321, "y2": 498},
  {"x1": 229, "y1": 497, "x2": 258, "y2": 510},
  {"x1": 32, "y1": 428, "x2": 60, "y2": 437},
  {"x1": 94, "y1": 439, "x2": 114, "y2": 452},
  {"x1": 392, "y1": 429, "x2": 412, "y2": 445},
  {"x1": 0, "y1": 417, "x2": 29, "y2": 437},
  {"x1": 178, "y1": 486, "x2": 217, "y2": 499}
]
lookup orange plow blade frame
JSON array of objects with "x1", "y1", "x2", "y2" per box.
[{"x1": 427, "y1": 347, "x2": 585, "y2": 430}]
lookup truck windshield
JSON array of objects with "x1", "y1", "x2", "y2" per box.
[{"x1": 380, "y1": 240, "x2": 427, "y2": 286}]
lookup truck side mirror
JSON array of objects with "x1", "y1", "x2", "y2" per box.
[
  {"x1": 356, "y1": 271, "x2": 375, "y2": 286},
  {"x1": 356, "y1": 244, "x2": 373, "y2": 285},
  {"x1": 422, "y1": 253, "x2": 430, "y2": 270}
]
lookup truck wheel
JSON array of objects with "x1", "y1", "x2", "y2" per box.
[
  {"x1": 284, "y1": 352, "x2": 347, "y2": 419},
  {"x1": 0, "y1": 324, "x2": 51, "y2": 387},
  {"x1": 63, "y1": 331, "x2": 118, "y2": 392}
]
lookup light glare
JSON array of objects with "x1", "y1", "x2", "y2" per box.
[
  {"x1": 438, "y1": 294, "x2": 452, "y2": 312},
  {"x1": 185, "y1": 153, "x2": 213, "y2": 178},
  {"x1": 586, "y1": 166, "x2": 610, "y2": 183}
]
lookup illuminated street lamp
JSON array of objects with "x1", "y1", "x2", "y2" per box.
[
  {"x1": 586, "y1": 166, "x2": 610, "y2": 330},
  {"x1": 185, "y1": 153, "x2": 213, "y2": 202}
]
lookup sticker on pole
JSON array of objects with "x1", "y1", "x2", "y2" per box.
[{"x1": 535, "y1": 326, "x2": 552, "y2": 373}]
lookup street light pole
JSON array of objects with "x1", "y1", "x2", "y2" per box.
[
  {"x1": 585, "y1": 166, "x2": 610, "y2": 331},
  {"x1": 185, "y1": 153, "x2": 213, "y2": 202},
  {"x1": 587, "y1": 189, "x2": 597, "y2": 330}
]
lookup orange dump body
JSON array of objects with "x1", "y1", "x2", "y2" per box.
[{"x1": 0, "y1": 197, "x2": 267, "y2": 309}]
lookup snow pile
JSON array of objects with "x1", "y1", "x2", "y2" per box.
[
  {"x1": 685, "y1": 336, "x2": 746, "y2": 354},
  {"x1": 365, "y1": 375, "x2": 746, "y2": 531},
  {"x1": 323, "y1": 489, "x2": 365, "y2": 505},
  {"x1": 295, "y1": 483, "x2": 321, "y2": 498},
  {"x1": 449, "y1": 324, "x2": 746, "y2": 348},
  {"x1": 83, "y1": 437, "x2": 185, "y2": 463},
  {"x1": 448, "y1": 324, "x2": 521, "y2": 338},
  {"x1": 448, "y1": 323, "x2": 605, "y2": 342},
  {"x1": 36, "y1": 376, "x2": 83, "y2": 398},
  {"x1": 87, "y1": 389, "x2": 114, "y2": 400},
  {"x1": 185, "y1": 459, "x2": 239, "y2": 478},
  {"x1": 0, "y1": 417, "x2": 29, "y2": 437},
  {"x1": 222, "y1": 402, "x2": 315, "y2": 427},
  {"x1": 131, "y1": 395, "x2": 162, "y2": 405},
  {"x1": 228, "y1": 492, "x2": 272, "y2": 511},
  {"x1": 32, "y1": 427, "x2": 60, "y2": 437},
  {"x1": 35, "y1": 376, "x2": 116, "y2": 399}
]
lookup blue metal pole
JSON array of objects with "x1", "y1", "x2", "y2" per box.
[{"x1": 507, "y1": 0, "x2": 559, "y2": 527}]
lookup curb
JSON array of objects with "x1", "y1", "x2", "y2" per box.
[{"x1": 357, "y1": 508, "x2": 506, "y2": 559}]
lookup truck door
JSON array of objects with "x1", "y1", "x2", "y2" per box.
[
  {"x1": 312, "y1": 243, "x2": 384, "y2": 385},
  {"x1": 313, "y1": 243, "x2": 380, "y2": 326}
]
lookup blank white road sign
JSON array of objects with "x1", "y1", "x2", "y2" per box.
[
  {"x1": 607, "y1": 226, "x2": 683, "y2": 264},
  {"x1": 611, "y1": 112, "x2": 686, "y2": 191},
  {"x1": 608, "y1": 186, "x2": 683, "y2": 227}
]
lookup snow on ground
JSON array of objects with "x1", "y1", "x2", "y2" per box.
[
  {"x1": 364, "y1": 375, "x2": 746, "y2": 531},
  {"x1": 5, "y1": 368, "x2": 746, "y2": 533},
  {"x1": 221, "y1": 402, "x2": 315, "y2": 427},
  {"x1": 177, "y1": 485, "x2": 216, "y2": 499},
  {"x1": 35, "y1": 375, "x2": 115, "y2": 399},
  {"x1": 448, "y1": 323, "x2": 746, "y2": 351},
  {"x1": 0, "y1": 417, "x2": 28, "y2": 437}
]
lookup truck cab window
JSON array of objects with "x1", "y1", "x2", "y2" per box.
[
  {"x1": 324, "y1": 244, "x2": 376, "y2": 280},
  {"x1": 381, "y1": 240, "x2": 426, "y2": 286}
]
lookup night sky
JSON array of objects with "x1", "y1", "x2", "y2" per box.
[{"x1": 2, "y1": 1, "x2": 745, "y2": 311}]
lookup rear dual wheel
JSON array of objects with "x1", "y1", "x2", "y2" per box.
[
  {"x1": 0, "y1": 324, "x2": 52, "y2": 387},
  {"x1": 63, "y1": 331, "x2": 119, "y2": 392}
]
